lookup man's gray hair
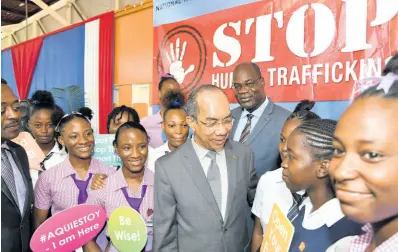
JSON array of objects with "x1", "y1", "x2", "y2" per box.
[{"x1": 183, "y1": 84, "x2": 224, "y2": 120}]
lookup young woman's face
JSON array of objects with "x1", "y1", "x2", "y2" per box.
[
  {"x1": 29, "y1": 109, "x2": 55, "y2": 145},
  {"x1": 58, "y1": 117, "x2": 94, "y2": 159},
  {"x1": 279, "y1": 118, "x2": 302, "y2": 161},
  {"x1": 330, "y1": 97, "x2": 398, "y2": 224},
  {"x1": 115, "y1": 128, "x2": 148, "y2": 173},
  {"x1": 163, "y1": 109, "x2": 189, "y2": 149},
  {"x1": 281, "y1": 129, "x2": 321, "y2": 192},
  {"x1": 109, "y1": 112, "x2": 134, "y2": 134}
]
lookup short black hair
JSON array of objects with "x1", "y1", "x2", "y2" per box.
[
  {"x1": 382, "y1": 53, "x2": 398, "y2": 76},
  {"x1": 113, "y1": 121, "x2": 148, "y2": 146},
  {"x1": 1, "y1": 78, "x2": 7, "y2": 85},
  {"x1": 30, "y1": 90, "x2": 63, "y2": 119},
  {"x1": 287, "y1": 100, "x2": 321, "y2": 121},
  {"x1": 107, "y1": 105, "x2": 140, "y2": 133},
  {"x1": 78, "y1": 107, "x2": 93, "y2": 121},
  {"x1": 296, "y1": 119, "x2": 337, "y2": 160},
  {"x1": 162, "y1": 91, "x2": 185, "y2": 119},
  {"x1": 158, "y1": 74, "x2": 177, "y2": 91}
]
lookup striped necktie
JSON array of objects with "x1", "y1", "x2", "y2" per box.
[
  {"x1": 239, "y1": 114, "x2": 254, "y2": 144},
  {"x1": 1, "y1": 148, "x2": 19, "y2": 206},
  {"x1": 287, "y1": 192, "x2": 307, "y2": 222}
]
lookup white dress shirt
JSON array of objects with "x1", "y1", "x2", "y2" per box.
[
  {"x1": 191, "y1": 137, "x2": 228, "y2": 220},
  {"x1": 252, "y1": 168, "x2": 307, "y2": 233},
  {"x1": 30, "y1": 142, "x2": 67, "y2": 188},
  {"x1": 147, "y1": 142, "x2": 171, "y2": 172},
  {"x1": 233, "y1": 98, "x2": 269, "y2": 141}
]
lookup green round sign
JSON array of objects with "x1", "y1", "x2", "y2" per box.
[{"x1": 108, "y1": 207, "x2": 148, "y2": 252}]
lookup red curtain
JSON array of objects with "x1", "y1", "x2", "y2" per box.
[
  {"x1": 98, "y1": 12, "x2": 114, "y2": 134},
  {"x1": 11, "y1": 37, "x2": 43, "y2": 100}
]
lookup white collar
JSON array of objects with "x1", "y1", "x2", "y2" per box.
[
  {"x1": 191, "y1": 136, "x2": 224, "y2": 161},
  {"x1": 302, "y1": 198, "x2": 345, "y2": 230},
  {"x1": 154, "y1": 142, "x2": 171, "y2": 154},
  {"x1": 49, "y1": 141, "x2": 66, "y2": 154},
  {"x1": 241, "y1": 97, "x2": 269, "y2": 119}
]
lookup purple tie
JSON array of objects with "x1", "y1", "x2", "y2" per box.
[
  {"x1": 71, "y1": 173, "x2": 93, "y2": 204},
  {"x1": 121, "y1": 185, "x2": 147, "y2": 213}
]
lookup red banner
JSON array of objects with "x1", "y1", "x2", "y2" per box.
[
  {"x1": 153, "y1": 0, "x2": 398, "y2": 103},
  {"x1": 11, "y1": 37, "x2": 43, "y2": 100}
]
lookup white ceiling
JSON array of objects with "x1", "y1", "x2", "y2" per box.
[{"x1": 1, "y1": 0, "x2": 147, "y2": 49}]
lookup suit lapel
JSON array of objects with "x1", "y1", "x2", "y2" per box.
[
  {"x1": 224, "y1": 141, "x2": 237, "y2": 223},
  {"x1": 181, "y1": 141, "x2": 223, "y2": 221},
  {"x1": 231, "y1": 108, "x2": 243, "y2": 138},
  {"x1": 1, "y1": 176, "x2": 20, "y2": 212},
  {"x1": 245, "y1": 101, "x2": 274, "y2": 145}
]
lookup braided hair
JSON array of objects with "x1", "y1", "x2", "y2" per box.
[
  {"x1": 296, "y1": 119, "x2": 337, "y2": 160},
  {"x1": 107, "y1": 106, "x2": 140, "y2": 133}
]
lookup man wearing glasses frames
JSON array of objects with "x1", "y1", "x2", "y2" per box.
[
  {"x1": 153, "y1": 84, "x2": 258, "y2": 252},
  {"x1": 231, "y1": 62, "x2": 290, "y2": 176},
  {"x1": 1, "y1": 79, "x2": 34, "y2": 252}
]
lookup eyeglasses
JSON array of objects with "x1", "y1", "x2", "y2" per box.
[
  {"x1": 197, "y1": 117, "x2": 233, "y2": 131},
  {"x1": 232, "y1": 77, "x2": 261, "y2": 91},
  {"x1": 55, "y1": 111, "x2": 90, "y2": 132}
]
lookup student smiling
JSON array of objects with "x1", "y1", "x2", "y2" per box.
[
  {"x1": 281, "y1": 119, "x2": 362, "y2": 252},
  {"x1": 329, "y1": 76, "x2": 398, "y2": 251},
  {"x1": 34, "y1": 113, "x2": 114, "y2": 230},
  {"x1": 85, "y1": 122, "x2": 154, "y2": 252}
]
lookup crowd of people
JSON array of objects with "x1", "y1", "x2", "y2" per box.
[{"x1": 1, "y1": 53, "x2": 398, "y2": 252}]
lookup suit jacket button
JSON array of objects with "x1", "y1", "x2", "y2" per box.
[{"x1": 223, "y1": 228, "x2": 227, "y2": 232}]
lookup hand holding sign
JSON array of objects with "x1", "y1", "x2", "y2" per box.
[
  {"x1": 260, "y1": 204, "x2": 295, "y2": 252},
  {"x1": 12, "y1": 132, "x2": 45, "y2": 171},
  {"x1": 30, "y1": 205, "x2": 106, "y2": 252},
  {"x1": 108, "y1": 207, "x2": 148, "y2": 252}
]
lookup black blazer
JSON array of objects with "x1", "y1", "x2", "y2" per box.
[{"x1": 1, "y1": 141, "x2": 34, "y2": 252}]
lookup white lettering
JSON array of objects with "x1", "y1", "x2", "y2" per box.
[
  {"x1": 286, "y1": 4, "x2": 335, "y2": 58},
  {"x1": 341, "y1": 0, "x2": 371, "y2": 52},
  {"x1": 371, "y1": 0, "x2": 398, "y2": 26},
  {"x1": 213, "y1": 21, "x2": 241, "y2": 68}
]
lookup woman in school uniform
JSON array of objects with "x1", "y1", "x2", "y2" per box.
[
  {"x1": 280, "y1": 119, "x2": 362, "y2": 252},
  {"x1": 146, "y1": 91, "x2": 189, "y2": 172},
  {"x1": 141, "y1": 74, "x2": 181, "y2": 148},
  {"x1": 329, "y1": 76, "x2": 398, "y2": 251},
  {"x1": 27, "y1": 91, "x2": 67, "y2": 187},
  {"x1": 33, "y1": 112, "x2": 115, "y2": 229},
  {"x1": 84, "y1": 122, "x2": 154, "y2": 252},
  {"x1": 251, "y1": 100, "x2": 320, "y2": 251}
]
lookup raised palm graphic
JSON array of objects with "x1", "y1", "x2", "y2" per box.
[{"x1": 165, "y1": 38, "x2": 195, "y2": 84}]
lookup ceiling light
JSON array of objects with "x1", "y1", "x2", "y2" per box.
[{"x1": 19, "y1": 3, "x2": 25, "y2": 7}]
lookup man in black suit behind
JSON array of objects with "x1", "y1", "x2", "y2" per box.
[{"x1": 1, "y1": 78, "x2": 34, "y2": 252}]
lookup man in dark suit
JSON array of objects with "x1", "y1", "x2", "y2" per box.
[
  {"x1": 230, "y1": 62, "x2": 291, "y2": 247},
  {"x1": 153, "y1": 84, "x2": 258, "y2": 252},
  {"x1": 1, "y1": 79, "x2": 34, "y2": 252},
  {"x1": 231, "y1": 62, "x2": 291, "y2": 176}
]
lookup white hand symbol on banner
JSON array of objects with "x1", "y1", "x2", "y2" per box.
[{"x1": 165, "y1": 38, "x2": 195, "y2": 84}]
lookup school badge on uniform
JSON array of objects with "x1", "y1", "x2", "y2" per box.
[{"x1": 299, "y1": 242, "x2": 306, "y2": 251}]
